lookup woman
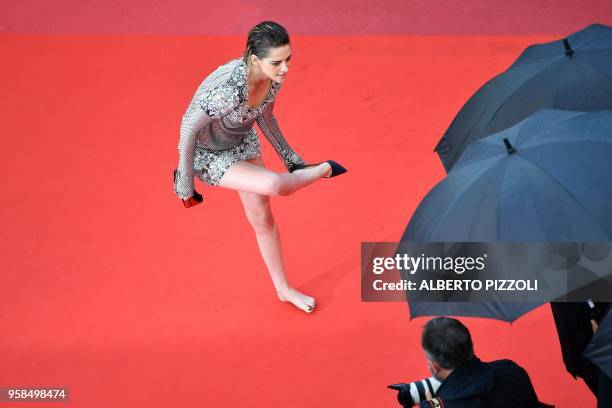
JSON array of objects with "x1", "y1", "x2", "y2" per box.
[{"x1": 173, "y1": 21, "x2": 346, "y2": 313}]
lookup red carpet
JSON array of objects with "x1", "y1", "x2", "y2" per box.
[
  {"x1": 1, "y1": 0, "x2": 611, "y2": 34},
  {"x1": 0, "y1": 34, "x2": 597, "y2": 406}
]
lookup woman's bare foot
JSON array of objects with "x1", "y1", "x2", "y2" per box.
[
  {"x1": 320, "y1": 162, "x2": 332, "y2": 177},
  {"x1": 292, "y1": 162, "x2": 332, "y2": 178},
  {"x1": 277, "y1": 287, "x2": 317, "y2": 313}
]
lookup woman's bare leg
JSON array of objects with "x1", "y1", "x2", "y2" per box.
[
  {"x1": 228, "y1": 157, "x2": 317, "y2": 313},
  {"x1": 218, "y1": 159, "x2": 331, "y2": 196}
]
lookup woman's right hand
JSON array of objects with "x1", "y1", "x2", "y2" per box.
[{"x1": 182, "y1": 190, "x2": 203, "y2": 208}]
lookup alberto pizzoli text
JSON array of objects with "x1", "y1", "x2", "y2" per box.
[{"x1": 372, "y1": 279, "x2": 539, "y2": 292}]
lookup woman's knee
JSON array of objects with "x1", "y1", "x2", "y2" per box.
[{"x1": 261, "y1": 173, "x2": 293, "y2": 196}]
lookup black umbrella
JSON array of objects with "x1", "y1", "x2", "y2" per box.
[
  {"x1": 435, "y1": 23, "x2": 612, "y2": 172},
  {"x1": 584, "y1": 309, "x2": 612, "y2": 379},
  {"x1": 402, "y1": 109, "x2": 612, "y2": 322}
]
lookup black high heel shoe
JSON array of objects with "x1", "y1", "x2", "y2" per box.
[{"x1": 289, "y1": 160, "x2": 347, "y2": 178}]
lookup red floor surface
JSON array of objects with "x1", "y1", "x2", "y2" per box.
[
  {"x1": 0, "y1": 35, "x2": 596, "y2": 406},
  {"x1": 2, "y1": 0, "x2": 612, "y2": 34}
]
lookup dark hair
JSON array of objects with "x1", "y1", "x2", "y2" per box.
[
  {"x1": 421, "y1": 317, "x2": 474, "y2": 370},
  {"x1": 243, "y1": 21, "x2": 290, "y2": 65}
]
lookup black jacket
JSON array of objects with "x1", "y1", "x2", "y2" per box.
[
  {"x1": 419, "y1": 357, "x2": 550, "y2": 408},
  {"x1": 549, "y1": 302, "x2": 610, "y2": 395}
]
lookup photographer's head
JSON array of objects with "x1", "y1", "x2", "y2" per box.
[{"x1": 421, "y1": 317, "x2": 474, "y2": 381}]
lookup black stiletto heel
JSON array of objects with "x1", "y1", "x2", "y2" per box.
[{"x1": 289, "y1": 160, "x2": 347, "y2": 177}]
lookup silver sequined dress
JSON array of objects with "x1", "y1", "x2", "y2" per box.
[{"x1": 173, "y1": 58, "x2": 305, "y2": 200}]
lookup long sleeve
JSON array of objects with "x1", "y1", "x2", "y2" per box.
[
  {"x1": 174, "y1": 107, "x2": 213, "y2": 200},
  {"x1": 256, "y1": 101, "x2": 305, "y2": 171}
]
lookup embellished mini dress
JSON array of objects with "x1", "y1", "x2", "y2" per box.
[{"x1": 173, "y1": 58, "x2": 305, "y2": 200}]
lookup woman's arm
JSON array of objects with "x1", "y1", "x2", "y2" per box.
[
  {"x1": 174, "y1": 107, "x2": 213, "y2": 200},
  {"x1": 256, "y1": 101, "x2": 305, "y2": 171}
]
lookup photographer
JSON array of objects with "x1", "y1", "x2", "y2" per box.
[
  {"x1": 389, "y1": 317, "x2": 550, "y2": 407},
  {"x1": 550, "y1": 301, "x2": 612, "y2": 408}
]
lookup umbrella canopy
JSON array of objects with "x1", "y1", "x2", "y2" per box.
[
  {"x1": 403, "y1": 109, "x2": 612, "y2": 322},
  {"x1": 435, "y1": 23, "x2": 612, "y2": 172},
  {"x1": 584, "y1": 309, "x2": 612, "y2": 380}
]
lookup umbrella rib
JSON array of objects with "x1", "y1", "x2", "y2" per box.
[
  {"x1": 484, "y1": 61, "x2": 560, "y2": 138},
  {"x1": 449, "y1": 108, "x2": 488, "y2": 162},
  {"x1": 515, "y1": 111, "x2": 587, "y2": 148},
  {"x1": 569, "y1": 28, "x2": 612, "y2": 51},
  {"x1": 464, "y1": 161, "x2": 507, "y2": 240},
  {"x1": 524, "y1": 137, "x2": 611, "y2": 150},
  {"x1": 514, "y1": 154, "x2": 611, "y2": 240},
  {"x1": 575, "y1": 54, "x2": 612, "y2": 85},
  {"x1": 496, "y1": 160, "x2": 510, "y2": 241},
  {"x1": 519, "y1": 164, "x2": 554, "y2": 241},
  {"x1": 551, "y1": 57, "x2": 565, "y2": 108},
  {"x1": 431, "y1": 158, "x2": 503, "y2": 238},
  {"x1": 441, "y1": 58, "x2": 555, "y2": 169}
]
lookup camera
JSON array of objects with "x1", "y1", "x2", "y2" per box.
[{"x1": 388, "y1": 376, "x2": 441, "y2": 407}]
